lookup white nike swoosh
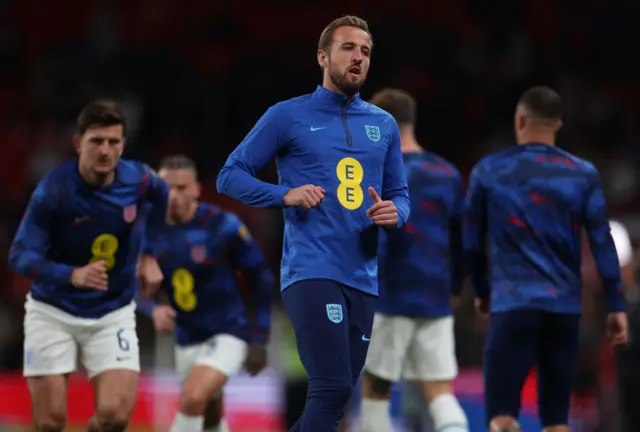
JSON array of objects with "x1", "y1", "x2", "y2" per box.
[{"x1": 310, "y1": 126, "x2": 326, "y2": 132}]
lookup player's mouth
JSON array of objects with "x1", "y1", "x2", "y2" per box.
[{"x1": 346, "y1": 66, "x2": 362, "y2": 78}]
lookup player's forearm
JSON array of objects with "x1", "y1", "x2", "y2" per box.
[
  {"x1": 217, "y1": 165, "x2": 290, "y2": 208},
  {"x1": 134, "y1": 291, "x2": 157, "y2": 317},
  {"x1": 589, "y1": 235, "x2": 626, "y2": 312},
  {"x1": 245, "y1": 265, "x2": 274, "y2": 342},
  {"x1": 390, "y1": 194, "x2": 410, "y2": 228},
  {"x1": 8, "y1": 248, "x2": 75, "y2": 286}
]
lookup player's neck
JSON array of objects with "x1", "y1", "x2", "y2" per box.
[
  {"x1": 321, "y1": 81, "x2": 356, "y2": 101},
  {"x1": 400, "y1": 130, "x2": 423, "y2": 153},
  {"x1": 169, "y1": 201, "x2": 199, "y2": 225},
  {"x1": 517, "y1": 134, "x2": 556, "y2": 147},
  {"x1": 78, "y1": 165, "x2": 115, "y2": 187}
]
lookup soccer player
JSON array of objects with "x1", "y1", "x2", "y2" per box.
[
  {"x1": 216, "y1": 15, "x2": 410, "y2": 432},
  {"x1": 8, "y1": 100, "x2": 168, "y2": 432},
  {"x1": 464, "y1": 86, "x2": 628, "y2": 432},
  {"x1": 135, "y1": 155, "x2": 273, "y2": 432},
  {"x1": 359, "y1": 88, "x2": 468, "y2": 432}
]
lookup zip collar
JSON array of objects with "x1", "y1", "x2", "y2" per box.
[{"x1": 312, "y1": 85, "x2": 361, "y2": 107}]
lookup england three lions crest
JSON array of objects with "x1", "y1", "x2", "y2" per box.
[
  {"x1": 190, "y1": 245, "x2": 207, "y2": 263},
  {"x1": 123, "y1": 205, "x2": 137, "y2": 223},
  {"x1": 364, "y1": 125, "x2": 380, "y2": 142},
  {"x1": 326, "y1": 304, "x2": 343, "y2": 323}
]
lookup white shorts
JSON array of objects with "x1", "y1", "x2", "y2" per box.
[
  {"x1": 23, "y1": 294, "x2": 140, "y2": 379},
  {"x1": 175, "y1": 334, "x2": 248, "y2": 381},
  {"x1": 365, "y1": 314, "x2": 458, "y2": 382}
]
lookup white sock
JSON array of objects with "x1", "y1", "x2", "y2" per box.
[
  {"x1": 360, "y1": 397, "x2": 393, "y2": 432},
  {"x1": 203, "y1": 418, "x2": 229, "y2": 432},
  {"x1": 428, "y1": 394, "x2": 469, "y2": 432},
  {"x1": 170, "y1": 412, "x2": 205, "y2": 432}
]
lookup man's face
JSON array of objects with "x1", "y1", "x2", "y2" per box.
[
  {"x1": 75, "y1": 124, "x2": 124, "y2": 177},
  {"x1": 159, "y1": 168, "x2": 200, "y2": 219},
  {"x1": 322, "y1": 26, "x2": 372, "y2": 96}
]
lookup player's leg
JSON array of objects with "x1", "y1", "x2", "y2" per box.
[
  {"x1": 282, "y1": 279, "x2": 354, "y2": 432},
  {"x1": 360, "y1": 314, "x2": 414, "y2": 432},
  {"x1": 406, "y1": 316, "x2": 468, "y2": 432},
  {"x1": 23, "y1": 296, "x2": 78, "y2": 431},
  {"x1": 82, "y1": 303, "x2": 140, "y2": 432},
  {"x1": 537, "y1": 313, "x2": 580, "y2": 432},
  {"x1": 203, "y1": 393, "x2": 229, "y2": 432},
  {"x1": 484, "y1": 310, "x2": 540, "y2": 432},
  {"x1": 172, "y1": 334, "x2": 247, "y2": 432}
]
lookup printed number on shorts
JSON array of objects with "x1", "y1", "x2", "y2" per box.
[
  {"x1": 336, "y1": 157, "x2": 364, "y2": 210},
  {"x1": 172, "y1": 267, "x2": 197, "y2": 311},
  {"x1": 90, "y1": 233, "x2": 119, "y2": 270},
  {"x1": 116, "y1": 328, "x2": 130, "y2": 351}
]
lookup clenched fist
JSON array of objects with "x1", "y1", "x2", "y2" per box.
[
  {"x1": 152, "y1": 305, "x2": 176, "y2": 333},
  {"x1": 71, "y1": 261, "x2": 108, "y2": 291},
  {"x1": 367, "y1": 187, "x2": 398, "y2": 228},
  {"x1": 284, "y1": 185, "x2": 326, "y2": 209}
]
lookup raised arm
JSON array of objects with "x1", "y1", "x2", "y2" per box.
[
  {"x1": 217, "y1": 105, "x2": 291, "y2": 208},
  {"x1": 382, "y1": 124, "x2": 410, "y2": 228},
  {"x1": 9, "y1": 179, "x2": 75, "y2": 286}
]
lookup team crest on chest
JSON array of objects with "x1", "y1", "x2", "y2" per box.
[
  {"x1": 326, "y1": 304, "x2": 343, "y2": 323},
  {"x1": 190, "y1": 244, "x2": 207, "y2": 264},
  {"x1": 364, "y1": 125, "x2": 380, "y2": 143},
  {"x1": 123, "y1": 205, "x2": 137, "y2": 223}
]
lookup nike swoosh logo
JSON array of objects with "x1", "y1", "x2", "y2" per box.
[
  {"x1": 72, "y1": 216, "x2": 91, "y2": 224},
  {"x1": 310, "y1": 126, "x2": 326, "y2": 132},
  {"x1": 116, "y1": 357, "x2": 131, "y2": 361},
  {"x1": 362, "y1": 335, "x2": 370, "y2": 341}
]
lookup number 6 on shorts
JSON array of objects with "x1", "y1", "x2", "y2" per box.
[{"x1": 117, "y1": 328, "x2": 130, "y2": 351}]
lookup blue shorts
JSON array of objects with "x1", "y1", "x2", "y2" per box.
[
  {"x1": 282, "y1": 279, "x2": 376, "y2": 388},
  {"x1": 484, "y1": 310, "x2": 580, "y2": 427}
]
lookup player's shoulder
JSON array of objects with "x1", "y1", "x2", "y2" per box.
[
  {"x1": 269, "y1": 93, "x2": 315, "y2": 117},
  {"x1": 32, "y1": 159, "x2": 77, "y2": 201},
  {"x1": 549, "y1": 147, "x2": 599, "y2": 175},
  {"x1": 116, "y1": 158, "x2": 155, "y2": 185},
  {"x1": 359, "y1": 100, "x2": 397, "y2": 126},
  {"x1": 198, "y1": 203, "x2": 251, "y2": 239}
]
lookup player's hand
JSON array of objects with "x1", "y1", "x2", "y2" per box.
[
  {"x1": 474, "y1": 297, "x2": 490, "y2": 318},
  {"x1": 283, "y1": 185, "x2": 325, "y2": 209},
  {"x1": 367, "y1": 187, "x2": 398, "y2": 228},
  {"x1": 245, "y1": 343, "x2": 268, "y2": 376},
  {"x1": 137, "y1": 254, "x2": 163, "y2": 297},
  {"x1": 151, "y1": 305, "x2": 176, "y2": 333},
  {"x1": 606, "y1": 311, "x2": 629, "y2": 347},
  {"x1": 71, "y1": 261, "x2": 108, "y2": 291}
]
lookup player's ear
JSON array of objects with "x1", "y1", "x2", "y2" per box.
[
  {"x1": 195, "y1": 182, "x2": 202, "y2": 199},
  {"x1": 73, "y1": 134, "x2": 82, "y2": 155},
  {"x1": 317, "y1": 49, "x2": 328, "y2": 69},
  {"x1": 517, "y1": 114, "x2": 527, "y2": 131},
  {"x1": 554, "y1": 119, "x2": 563, "y2": 133}
]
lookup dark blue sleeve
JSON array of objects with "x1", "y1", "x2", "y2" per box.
[
  {"x1": 225, "y1": 215, "x2": 274, "y2": 343},
  {"x1": 134, "y1": 291, "x2": 157, "y2": 317},
  {"x1": 449, "y1": 172, "x2": 465, "y2": 296},
  {"x1": 8, "y1": 179, "x2": 75, "y2": 286},
  {"x1": 140, "y1": 165, "x2": 169, "y2": 255},
  {"x1": 463, "y1": 163, "x2": 490, "y2": 300},
  {"x1": 216, "y1": 105, "x2": 291, "y2": 208},
  {"x1": 583, "y1": 170, "x2": 626, "y2": 312},
  {"x1": 382, "y1": 123, "x2": 410, "y2": 228}
]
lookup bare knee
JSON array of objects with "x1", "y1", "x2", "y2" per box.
[
  {"x1": 363, "y1": 370, "x2": 393, "y2": 398},
  {"x1": 34, "y1": 411, "x2": 66, "y2": 432},
  {"x1": 421, "y1": 380, "x2": 453, "y2": 403},
  {"x1": 180, "y1": 386, "x2": 211, "y2": 416},
  {"x1": 95, "y1": 399, "x2": 133, "y2": 432}
]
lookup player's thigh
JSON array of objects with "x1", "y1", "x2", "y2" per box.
[
  {"x1": 27, "y1": 374, "x2": 70, "y2": 428},
  {"x1": 364, "y1": 314, "x2": 415, "y2": 382},
  {"x1": 91, "y1": 369, "x2": 139, "y2": 422},
  {"x1": 177, "y1": 334, "x2": 248, "y2": 402},
  {"x1": 405, "y1": 315, "x2": 458, "y2": 385},
  {"x1": 537, "y1": 313, "x2": 580, "y2": 428},
  {"x1": 484, "y1": 310, "x2": 541, "y2": 421},
  {"x1": 80, "y1": 303, "x2": 140, "y2": 380},
  {"x1": 282, "y1": 279, "x2": 352, "y2": 382},
  {"x1": 346, "y1": 287, "x2": 377, "y2": 384},
  {"x1": 23, "y1": 297, "x2": 78, "y2": 378}
]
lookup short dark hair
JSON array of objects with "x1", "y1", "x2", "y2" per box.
[
  {"x1": 518, "y1": 86, "x2": 562, "y2": 123},
  {"x1": 158, "y1": 154, "x2": 198, "y2": 177},
  {"x1": 318, "y1": 15, "x2": 372, "y2": 52},
  {"x1": 369, "y1": 88, "x2": 417, "y2": 128},
  {"x1": 77, "y1": 100, "x2": 126, "y2": 135}
]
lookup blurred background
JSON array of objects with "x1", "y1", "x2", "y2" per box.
[{"x1": 1, "y1": 0, "x2": 640, "y2": 430}]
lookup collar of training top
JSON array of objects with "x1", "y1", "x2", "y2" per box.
[{"x1": 313, "y1": 85, "x2": 362, "y2": 107}]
